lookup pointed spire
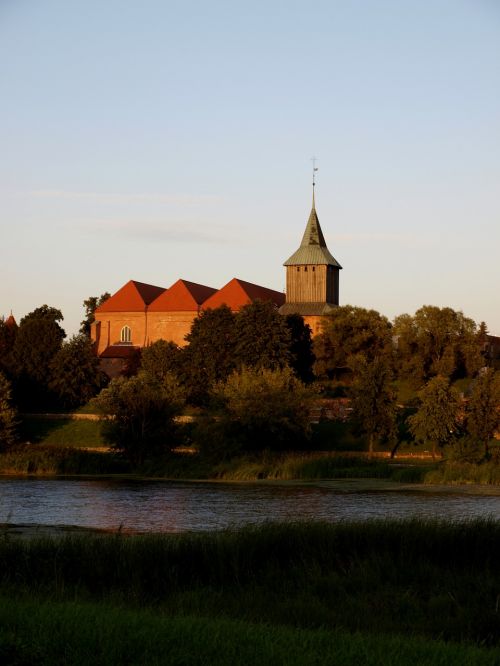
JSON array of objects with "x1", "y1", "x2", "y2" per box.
[{"x1": 283, "y1": 169, "x2": 342, "y2": 268}]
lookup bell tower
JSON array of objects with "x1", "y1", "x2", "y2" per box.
[{"x1": 278, "y1": 171, "x2": 342, "y2": 335}]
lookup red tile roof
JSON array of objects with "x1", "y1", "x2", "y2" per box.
[
  {"x1": 96, "y1": 280, "x2": 167, "y2": 313},
  {"x1": 201, "y1": 278, "x2": 285, "y2": 311},
  {"x1": 149, "y1": 279, "x2": 217, "y2": 312},
  {"x1": 4, "y1": 314, "x2": 17, "y2": 328}
]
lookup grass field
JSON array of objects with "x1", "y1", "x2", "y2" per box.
[
  {"x1": 2, "y1": 519, "x2": 500, "y2": 664},
  {"x1": 2, "y1": 597, "x2": 499, "y2": 665},
  {"x1": 19, "y1": 416, "x2": 106, "y2": 448}
]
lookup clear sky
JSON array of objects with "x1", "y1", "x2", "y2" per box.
[{"x1": 1, "y1": 0, "x2": 499, "y2": 336}]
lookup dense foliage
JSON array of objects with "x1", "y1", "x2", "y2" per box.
[
  {"x1": 93, "y1": 373, "x2": 185, "y2": 464},
  {"x1": 0, "y1": 372, "x2": 17, "y2": 449}
]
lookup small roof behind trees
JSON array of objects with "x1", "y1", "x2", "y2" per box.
[{"x1": 96, "y1": 280, "x2": 167, "y2": 313}]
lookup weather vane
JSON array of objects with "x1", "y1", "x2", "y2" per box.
[{"x1": 311, "y1": 156, "x2": 319, "y2": 188}]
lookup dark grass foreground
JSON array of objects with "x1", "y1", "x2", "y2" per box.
[
  {"x1": 2, "y1": 518, "x2": 500, "y2": 651},
  {"x1": 2, "y1": 597, "x2": 500, "y2": 666}
]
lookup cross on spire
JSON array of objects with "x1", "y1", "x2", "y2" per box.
[{"x1": 311, "y1": 156, "x2": 318, "y2": 206}]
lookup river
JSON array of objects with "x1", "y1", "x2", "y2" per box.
[{"x1": 2, "y1": 477, "x2": 500, "y2": 533}]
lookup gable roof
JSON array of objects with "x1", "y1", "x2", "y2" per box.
[
  {"x1": 201, "y1": 278, "x2": 285, "y2": 311},
  {"x1": 149, "y1": 279, "x2": 217, "y2": 312},
  {"x1": 96, "y1": 280, "x2": 167, "y2": 313},
  {"x1": 284, "y1": 203, "x2": 342, "y2": 268}
]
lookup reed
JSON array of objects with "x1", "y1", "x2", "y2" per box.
[{"x1": 2, "y1": 519, "x2": 500, "y2": 645}]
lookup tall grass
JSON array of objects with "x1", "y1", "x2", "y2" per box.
[
  {"x1": 2, "y1": 519, "x2": 500, "y2": 645},
  {"x1": 2, "y1": 596, "x2": 500, "y2": 666},
  {"x1": 0, "y1": 445, "x2": 129, "y2": 475}
]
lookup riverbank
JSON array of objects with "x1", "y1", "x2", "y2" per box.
[{"x1": 2, "y1": 519, "x2": 500, "y2": 664}]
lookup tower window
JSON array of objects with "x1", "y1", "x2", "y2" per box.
[
  {"x1": 312, "y1": 266, "x2": 315, "y2": 272},
  {"x1": 120, "y1": 326, "x2": 132, "y2": 343},
  {"x1": 304, "y1": 266, "x2": 308, "y2": 272},
  {"x1": 297, "y1": 267, "x2": 300, "y2": 272}
]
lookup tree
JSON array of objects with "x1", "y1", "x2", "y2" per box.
[
  {"x1": 466, "y1": 369, "x2": 500, "y2": 458},
  {"x1": 407, "y1": 376, "x2": 462, "y2": 459},
  {"x1": 92, "y1": 373, "x2": 185, "y2": 465},
  {"x1": 285, "y1": 314, "x2": 315, "y2": 383},
  {"x1": 314, "y1": 306, "x2": 393, "y2": 379},
  {"x1": 183, "y1": 305, "x2": 237, "y2": 404},
  {"x1": 394, "y1": 306, "x2": 482, "y2": 385},
  {"x1": 0, "y1": 372, "x2": 17, "y2": 450},
  {"x1": 350, "y1": 356, "x2": 397, "y2": 458},
  {"x1": 80, "y1": 293, "x2": 111, "y2": 336},
  {"x1": 141, "y1": 340, "x2": 183, "y2": 383},
  {"x1": 49, "y1": 334, "x2": 107, "y2": 409},
  {"x1": 213, "y1": 366, "x2": 314, "y2": 452},
  {"x1": 233, "y1": 300, "x2": 291, "y2": 370},
  {"x1": 0, "y1": 316, "x2": 17, "y2": 376},
  {"x1": 12, "y1": 306, "x2": 66, "y2": 409}
]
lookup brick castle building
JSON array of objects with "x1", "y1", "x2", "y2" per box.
[{"x1": 91, "y1": 191, "x2": 342, "y2": 373}]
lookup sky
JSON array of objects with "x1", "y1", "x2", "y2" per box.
[{"x1": 1, "y1": 0, "x2": 499, "y2": 336}]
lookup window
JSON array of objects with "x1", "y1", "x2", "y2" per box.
[
  {"x1": 304, "y1": 266, "x2": 308, "y2": 272},
  {"x1": 297, "y1": 267, "x2": 300, "y2": 272},
  {"x1": 312, "y1": 266, "x2": 315, "y2": 272},
  {"x1": 120, "y1": 326, "x2": 132, "y2": 343}
]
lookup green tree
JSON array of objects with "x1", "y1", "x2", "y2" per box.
[
  {"x1": 466, "y1": 369, "x2": 500, "y2": 458},
  {"x1": 350, "y1": 356, "x2": 397, "y2": 458},
  {"x1": 0, "y1": 316, "x2": 17, "y2": 376},
  {"x1": 141, "y1": 340, "x2": 183, "y2": 383},
  {"x1": 214, "y1": 366, "x2": 313, "y2": 452},
  {"x1": 183, "y1": 305, "x2": 236, "y2": 404},
  {"x1": 12, "y1": 306, "x2": 66, "y2": 409},
  {"x1": 394, "y1": 306, "x2": 482, "y2": 385},
  {"x1": 80, "y1": 293, "x2": 111, "y2": 336},
  {"x1": 285, "y1": 314, "x2": 315, "y2": 383},
  {"x1": 49, "y1": 334, "x2": 107, "y2": 409},
  {"x1": 407, "y1": 376, "x2": 462, "y2": 459},
  {"x1": 314, "y1": 306, "x2": 393, "y2": 379},
  {"x1": 93, "y1": 373, "x2": 185, "y2": 465},
  {"x1": 234, "y1": 300, "x2": 291, "y2": 370},
  {"x1": 0, "y1": 372, "x2": 17, "y2": 450}
]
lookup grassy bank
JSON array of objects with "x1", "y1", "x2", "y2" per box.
[
  {"x1": 2, "y1": 596, "x2": 500, "y2": 666},
  {"x1": 1, "y1": 519, "x2": 500, "y2": 645},
  {"x1": 0, "y1": 444, "x2": 129, "y2": 475},
  {"x1": 19, "y1": 415, "x2": 105, "y2": 448},
  {"x1": 2, "y1": 520, "x2": 500, "y2": 663}
]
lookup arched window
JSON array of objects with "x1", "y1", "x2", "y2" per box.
[{"x1": 120, "y1": 326, "x2": 132, "y2": 343}]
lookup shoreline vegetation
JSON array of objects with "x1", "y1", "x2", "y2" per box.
[
  {"x1": 0, "y1": 413, "x2": 497, "y2": 486},
  {"x1": 3, "y1": 519, "x2": 500, "y2": 664}
]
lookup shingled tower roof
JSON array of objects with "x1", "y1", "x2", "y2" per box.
[{"x1": 283, "y1": 191, "x2": 342, "y2": 268}]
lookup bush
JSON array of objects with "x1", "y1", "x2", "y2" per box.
[
  {"x1": 92, "y1": 373, "x2": 185, "y2": 464},
  {"x1": 210, "y1": 366, "x2": 314, "y2": 453}
]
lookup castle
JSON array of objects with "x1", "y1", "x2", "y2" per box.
[{"x1": 91, "y1": 191, "x2": 342, "y2": 374}]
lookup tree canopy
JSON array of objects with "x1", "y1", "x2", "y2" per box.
[
  {"x1": 93, "y1": 373, "x2": 185, "y2": 465},
  {"x1": 11, "y1": 306, "x2": 66, "y2": 409},
  {"x1": 350, "y1": 356, "x2": 397, "y2": 457},
  {"x1": 0, "y1": 372, "x2": 17, "y2": 450},
  {"x1": 80, "y1": 293, "x2": 111, "y2": 336},
  {"x1": 49, "y1": 334, "x2": 107, "y2": 409},
  {"x1": 394, "y1": 306, "x2": 482, "y2": 385},
  {"x1": 214, "y1": 366, "x2": 313, "y2": 452},
  {"x1": 407, "y1": 376, "x2": 462, "y2": 459},
  {"x1": 314, "y1": 306, "x2": 393, "y2": 379},
  {"x1": 466, "y1": 369, "x2": 500, "y2": 458}
]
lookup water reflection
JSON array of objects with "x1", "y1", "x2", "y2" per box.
[{"x1": 1, "y1": 478, "x2": 500, "y2": 533}]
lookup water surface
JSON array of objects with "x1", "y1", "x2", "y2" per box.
[{"x1": 1, "y1": 478, "x2": 500, "y2": 533}]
